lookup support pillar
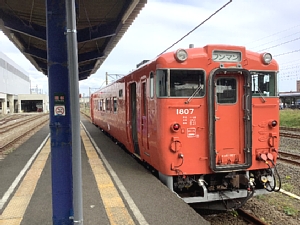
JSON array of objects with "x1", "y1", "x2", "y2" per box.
[
  {"x1": 46, "y1": 1, "x2": 73, "y2": 224},
  {"x1": 3, "y1": 95, "x2": 7, "y2": 114},
  {"x1": 7, "y1": 94, "x2": 13, "y2": 113}
]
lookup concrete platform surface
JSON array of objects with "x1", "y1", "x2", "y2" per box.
[{"x1": 0, "y1": 115, "x2": 209, "y2": 225}]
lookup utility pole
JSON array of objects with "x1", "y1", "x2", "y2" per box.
[{"x1": 105, "y1": 72, "x2": 125, "y2": 85}]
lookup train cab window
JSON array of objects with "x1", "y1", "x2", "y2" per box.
[
  {"x1": 216, "y1": 78, "x2": 237, "y2": 104},
  {"x1": 150, "y1": 72, "x2": 154, "y2": 98},
  {"x1": 251, "y1": 72, "x2": 276, "y2": 96},
  {"x1": 170, "y1": 70, "x2": 205, "y2": 97},
  {"x1": 156, "y1": 69, "x2": 205, "y2": 97},
  {"x1": 113, "y1": 97, "x2": 117, "y2": 113}
]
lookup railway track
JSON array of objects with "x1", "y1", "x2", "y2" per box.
[
  {"x1": 0, "y1": 114, "x2": 46, "y2": 134},
  {"x1": 280, "y1": 132, "x2": 300, "y2": 139},
  {"x1": 279, "y1": 127, "x2": 300, "y2": 139},
  {"x1": 237, "y1": 208, "x2": 269, "y2": 225},
  {"x1": 199, "y1": 208, "x2": 270, "y2": 225},
  {"x1": 0, "y1": 115, "x2": 49, "y2": 153},
  {"x1": 0, "y1": 114, "x2": 28, "y2": 126},
  {"x1": 280, "y1": 127, "x2": 300, "y2": 132},
  {"x1": 278, "y1": 151, "x2": 300, "y2": 166}
]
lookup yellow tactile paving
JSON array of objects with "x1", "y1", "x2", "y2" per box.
[
  {"x1": 106, "y1": 207, "x2": 135, "y2": 225},
  {"x1": 1, "y1": 129, "x2": 135, "y2": 225},
  {"x1": 0, "y1": 140, "x2": 50, "y2": 225},
  {"x1": 13, "y1": 180, "x2": 36, "y2": 197},
  {"x1": 0, "y1": 218, "x2": 22, "y2": 225},
  {"x1": 81, "y1": 128, "x2": 135, "y2": 225}
]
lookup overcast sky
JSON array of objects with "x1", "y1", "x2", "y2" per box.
[{"x1": 1, "y1": 0, "x2": 300, "y2": 96}]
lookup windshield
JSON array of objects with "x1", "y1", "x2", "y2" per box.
[
  {"x1": 156, "y1": 69, "x2": 205, "y2": 97},
  {"x1": 251, "y1": 71, "x2": 277, "y2": 97}
]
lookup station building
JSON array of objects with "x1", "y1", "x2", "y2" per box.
[
  {"x1": 0, "y1": 50, "x2": 48, "y2": 114},
  {"x1": 278, "y1": 80, "x2": 300, "y2": 109},
  {"x1": 279, "y1": 91, "x2": 300, "y2": 109}
]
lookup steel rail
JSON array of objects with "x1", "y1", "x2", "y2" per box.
[
  {"x1": 237, "y1": 208, "x2": 269, "y2": 225},
  {"x1": 0, "y1": 114, "x2": 47, "y2": 134},
  {"x1": 280, "y1": 126, "x2": 300, "y2": 132},
  {"x1": 278, "y1": 151, "x2": 300, "y2": 166},
  {"x1": 280, "y1": 132, "x2": 300, "y2": 139},
  {"x1": 0, "y1": 118, "x2": 49, "y2": 152}
]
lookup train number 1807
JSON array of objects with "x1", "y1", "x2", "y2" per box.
[{"x1": 176, "y1": 109, "x2": 194, "y2": 115}]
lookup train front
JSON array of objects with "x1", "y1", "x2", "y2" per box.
[{"x1": 155, "y1": 45, "x2": 281, "y2": 209}]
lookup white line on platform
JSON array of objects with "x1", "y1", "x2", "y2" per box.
[
  {"x1": 81, "y1": 122, "x2": 149, "y2": 225},
  {"x1": 0, "y1": 134, "x2": 50, "y2": 210}
]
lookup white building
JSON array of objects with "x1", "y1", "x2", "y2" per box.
[{"x1": 0, "y1": 50, "x2": 48, "y2": 114}]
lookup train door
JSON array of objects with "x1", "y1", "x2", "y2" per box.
[
  {"x1": 141, "y1": 79, "x2": 148, "y2": 149},
  {"x1": 208, "y1": 69, "x2": 252, "y2": 172},
  {"x1": 129, "y1": 82, "x2": 140, "y2": 156},
  {"x1": 90, "y1": 96, "x2": 94, "y2": 123}
]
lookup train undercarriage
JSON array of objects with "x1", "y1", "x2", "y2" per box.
[{"x1": 159, "y1": 168, "x2": 281, "y2": 210}]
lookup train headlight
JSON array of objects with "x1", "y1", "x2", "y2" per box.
[
  {"x1": 261, "y1": 53, "x2": 272, "y2": 65},
  {"x1": 171, "y1": 123, "x2": 181, "y2": 132},
  {"x1": 268, "y1": 120, "x2": 278, "y2": 128},
  {"x1": 174, "y1": 49, "x2": 188, "y2": 62}
]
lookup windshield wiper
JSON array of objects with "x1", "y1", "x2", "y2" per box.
[
  {"x1": 185, "y1": 85, "x2": 203, "y2": 104},
  {"x1": 257, "y1": 87, "x2": 266, "y2": 103},
  {"x1": 252, "y1": 72, "x2": 267, "y2": 103}
]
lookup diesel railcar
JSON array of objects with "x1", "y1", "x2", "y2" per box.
[{"x1": 91, "y1": 44, "x2": 281, "y2": 209}]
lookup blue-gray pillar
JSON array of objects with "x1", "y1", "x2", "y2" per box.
[{"x1": 46, "y1": 1, "x2": 73, "y2": 224}]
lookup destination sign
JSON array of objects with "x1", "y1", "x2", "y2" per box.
[{"x1": 212, "y1": 51, "x2": 241, "y2": 62}]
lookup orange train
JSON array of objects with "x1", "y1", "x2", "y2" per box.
[{"x1": 90, "y1": 44, "x2": 281, "y2": 209}]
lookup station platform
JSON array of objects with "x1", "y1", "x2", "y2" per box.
[{"x1": 0, "y1": 115, "x2": 209, "y2": 225}]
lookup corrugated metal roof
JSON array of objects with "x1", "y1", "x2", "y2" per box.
[{"x1": 0, "y1": 0, "x2": 147, "y2": 80}]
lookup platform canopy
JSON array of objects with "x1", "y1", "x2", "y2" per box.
[{"x1": 0, "y1": 0, "x2": 146, "y2": 80}]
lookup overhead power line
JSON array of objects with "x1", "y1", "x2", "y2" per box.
[
  {"x1": 158, "y1": 0, "x2": 232, "y2": 56},
  {"x1": 274, "y1": 49, "x2": 300, "y2": 57},
  {"x1": 247, "y1": 23, "x2": 300, "y2": 45},
  {"x1": 280, "y1": 64, "x2": 300, "y2": 70},
  {"x1": 258, "y1": 37, "x2": 300, "y2": 52},
  {"x1": 279, "y1": 58, "x2": 300, "y2": 66},
  {"x1": 251, "y1": 30, "x2": 300, "y2": 50}
]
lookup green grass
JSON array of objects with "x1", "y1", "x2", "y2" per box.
[
  {"x1": 282, "y1": 205, "x2": 298, "y2": 216},
  {"x1": 281, "y1": 183, "x2": 294, "y2": 192},
  {"x1": 280, "y1": 109, "x2": 300, "y2": 128}
]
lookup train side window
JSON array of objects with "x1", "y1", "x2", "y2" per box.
[
  {"x1": 113, "y1": 97, "x2": 117, "y2": 113},
  {"x1": 142, "y1": 82, "x2": 147, "y2": 115},
  {"x1": 251, "y1": 72, "x2": 276, "y2": 96},
  {"x1": 216, "y1": 78, "x2": 236, "y2": 104},
  {"x1": 156, "y1": 69, "x2": 168, "y2": 97},
  {"x1": 119, "y1": 89, "x2": 123, "y2": 97},
  {"x1": 106, "y1": 98, "x2": 111, "y2": 112},
  {"x1": 150, "y1": 72, "x2": 154, "y2": 98},
  {"x1": 99, "y1": 99, "x2": 103, "y2": 111},
  {"x1": 102, "y1": 99, "x2": 106, "y2": 111}
]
